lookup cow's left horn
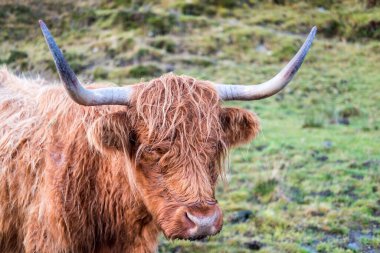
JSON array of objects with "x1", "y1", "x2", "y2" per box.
[
  {"x1": 215, "y1": 26, "x2": 317, "y2": 101},
  {"x1": 39, "y1": 20, "x2": 132, "y2": 106}
]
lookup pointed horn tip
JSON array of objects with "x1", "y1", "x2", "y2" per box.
[
  {"x1": 39, "y1": 20, "x2": 50, "y2": 36},
  {"x1": 310, "y1": 26, "x2": 317, "y2": 38}
]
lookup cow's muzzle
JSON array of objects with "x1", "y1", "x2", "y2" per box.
[{"x1": 165, "y1": 203, "x2": 223, "y2": 240}]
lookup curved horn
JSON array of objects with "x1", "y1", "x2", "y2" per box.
[
  {"x1": 39, "y1": 20, "x2": 132, "y2": 106},
  {"x1": 215, "y1": 26, "x2": 317, "y2": 101}
]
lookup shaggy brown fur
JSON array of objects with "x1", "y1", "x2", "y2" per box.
[{"x1": 0, "y1": 67, "x2": 260, "y2": 253}]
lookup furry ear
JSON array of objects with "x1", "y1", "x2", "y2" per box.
[
  {"x1": 220, "y1": 107, "x2": 260, "y2": 147},
  {"x1": 88, "y1": 112, "x2": 134, "y2": 153}
]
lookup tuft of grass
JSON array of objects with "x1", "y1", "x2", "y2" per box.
[
  {"x1": 361, "y1": 237, "x2": 380, "y2": 248},
  {"x1": 149, "y1": 37, "x2": 176, "y2": 53},
  {"x1": 302, "y1": 113, "x2": 325, "y2": 128},
  {"x1": 7, "y1": 50, "x2": 28, "y2": 63},
  {"x1": 254, "y1": 179, "x2": 278, "y2": 198},
  {"x1": 93, "y1": 67, "x2": 108, "y2": 80},
  {"x1": 128, "y1": 64, "x2": 163, "y2": 78}
]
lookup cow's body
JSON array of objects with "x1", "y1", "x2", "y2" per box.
[
  {"x1": 0, "y1": 68, "x2": 259, "y2": 252},
  {"x1": 0, "y1": 68, "x2": 160, "y2": 252}
]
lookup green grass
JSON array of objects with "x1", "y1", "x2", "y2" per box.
[{"x1": 0, "y1": 0, "x2": 379, "y2": 252}]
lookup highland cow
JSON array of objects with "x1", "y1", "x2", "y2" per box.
[{"x1": 0, "y1": 21, "x2": 316, "y2": 252}]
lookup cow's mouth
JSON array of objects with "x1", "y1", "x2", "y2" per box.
[
  {"x1": 187, "y1": 227, "x2": 222, "y2": 241},
  {"x1": 165, "y1": 225, "x2": 222, "y2": 241},
  {"x1": 162, "y1": 218, "x2": 223, "y2": 241}
]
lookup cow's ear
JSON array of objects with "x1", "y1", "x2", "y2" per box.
[
  {"x1": 88, "y1": 112, "x2": 135, "y2": 153},
  {"x1": 220, "y1": 107, "x2": 260, "y2": 147}
]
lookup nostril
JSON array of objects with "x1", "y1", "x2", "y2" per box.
[{"x1": 185, "y1": 212, "x2": 195, "y2": 225}]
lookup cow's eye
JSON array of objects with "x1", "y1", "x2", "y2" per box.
[
  {"x1": 146, "y1": 143, "x2": 168, "y2": 154},
  {"x1": 209, "y1": 163, "x2": 218, "y2": 183},
  {"x1": 154, "y1": 147, "x2": 166, "y2": 155}
]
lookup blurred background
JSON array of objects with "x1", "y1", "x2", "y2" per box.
[{"x1": 0, "y1": 0, "x2": 379, "y2": 252}]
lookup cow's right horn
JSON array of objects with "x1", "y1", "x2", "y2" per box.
[
  {"x1": 215, "y1": 27, "x2": 316, "y2": 101},
  {"x1": 39, "y1": 20, "x2": 133, "y2": 106}
]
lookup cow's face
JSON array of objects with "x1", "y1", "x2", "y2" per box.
[{"x1": 89, "y1": 75, "x2": 260, "y2": 240}]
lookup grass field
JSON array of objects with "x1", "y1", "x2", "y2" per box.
[{"x1": 1, "y1": 1, "x2": 379, "y2": 252}]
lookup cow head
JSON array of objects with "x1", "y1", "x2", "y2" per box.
[{"x1": 39, "y1": 20, "x2": 316, "y2": 240}]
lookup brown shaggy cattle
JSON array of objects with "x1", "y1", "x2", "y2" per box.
[{"x1": 0, "y1": 21, "x2": 316, "y2": 252}]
